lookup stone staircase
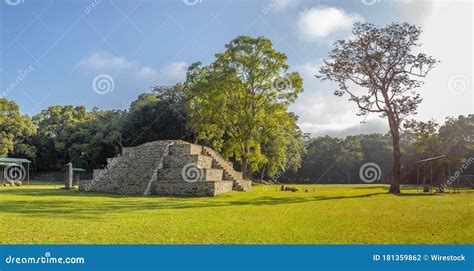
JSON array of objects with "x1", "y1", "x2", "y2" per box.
[
  {"x1": 79, "y1": 140, "x2": 251, "y2": 196},
  {"x1": 81, "y1": 140, "x2": 175, "y2": 195},
  {"x1": 202, "y1": 147, "x2": 252, "y2": 191}
]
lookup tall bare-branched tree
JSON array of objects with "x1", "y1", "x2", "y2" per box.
[{"x1": 318, "y1": 22, "x2": 438, "y2": 193}]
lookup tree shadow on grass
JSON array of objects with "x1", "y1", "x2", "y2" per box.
[
  {"x1": 0, "y1": 198, "x2": 301, "y2": 219},
  {"x1": 352, "y1": 185, "x2": 389, "y2": 189},
  {"x1": 0, "y1": 188, "x2": 135, "y2": 198},
  {"x1": 352, "y1": 185, "x2": 421, "y2": 190},
  {"x1": 394, "y1": 193, "x2": 448, "y2": 197},
  {"x1": 0, "y1": 189, "x2": 392, "y2": 219}
]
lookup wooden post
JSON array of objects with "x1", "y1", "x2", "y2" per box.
[
  {"x1": 430, "y1": 162, "x2": 433, "y2": 192},
  {"x1": 417, "y1": 166, "x2": 419, "y2": 192},
  {"x1": 422, "y1": 164, "x2": 430, "y2": 193},
  {"x1": 448, "y1": 165, "x2": 451, "y2": 193},
  {"x1": 423, "y1": 165, "x2": 426, "y2": 186},
  {"x1": 66, "y1": 163, "x2": 73, "y2": 189}
]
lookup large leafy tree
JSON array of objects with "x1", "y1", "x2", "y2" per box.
[
  {"x1": 121, "y1": 86, "x2": 190, "y2": 147},
  {"x1": 0, "y1": 98, "x2": 36, "y2": 157},
  {"x1": 403, "y1": 119, "x2": 440, "y2": 155},
  {"x1": 438, "y1": 115, "x2": 474, "y2": 158},
  {"x1": 300, "y1": 136, "x2": 346, "y2": 182},
  {"x1": 184, "y1": 36, "x2": 303, "y2": 178},
  {"x1": 68, "y1": 109, "x2": 126, "y2": 169},
  {"x1": 340, "y1": 136, "x2": 364, "y2": 183},
  {"x1": 258, "y1": 112, "x2": 305, "y2": 182},
  {"x1": 318, "y1": 22, "x2": 438, "y2": 193},
  {"x1": 33, "y1": 105, "x2": 92, "y2": 169}
]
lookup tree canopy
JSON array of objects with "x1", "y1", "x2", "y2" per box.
[
  {"x1": 0, "y1": 98, "x2": 36, "y2": 157},
  {"x1": 183, "y1": 36, "x2": 304, "y2": 178}
]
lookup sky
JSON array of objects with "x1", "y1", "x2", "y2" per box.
[{"x1": 0, "y1": 0, "x2": 472, "y2": 137}]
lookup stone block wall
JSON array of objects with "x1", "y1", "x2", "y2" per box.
[{"x1": 152, "y1": 181, "x2": 234, "y2": 196}]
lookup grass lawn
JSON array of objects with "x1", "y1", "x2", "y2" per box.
[{"x1": 0, "y1": 181, "x2": 472, "y2": 244}]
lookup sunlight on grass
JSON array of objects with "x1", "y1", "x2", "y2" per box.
[{"x1": 0, "y1": 181, "x2": 472, "y2": 244}]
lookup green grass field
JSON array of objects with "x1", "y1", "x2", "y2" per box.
[{"x1": 0, "y1": 181, "x2": 472, "y2": 244}]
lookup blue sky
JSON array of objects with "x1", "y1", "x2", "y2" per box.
[{"x1": 1, "y1": 0, "x2": 472, "y2": 136}]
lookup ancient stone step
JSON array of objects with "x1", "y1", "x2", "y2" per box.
[
  {"x1": 232, "y1": 180, "x2": 252, "y2": 191},
  {"x1": 202, "y1": 146, "x2": 251, "y2": 191},
  {"x1": 163, "y1": 154, "x2": 212, "y2": 169},
  {"x1": 156, "y1": 168, "x2": 223, "y2": 182},
  {"x1": 169, "y1": 143, "x2": 203, "y2": 156},
  {"x1": 153, "y1": 180, "x2": 234, "y2": 196},
  {"x1": 92, "y1": 169, "x2": 104, "y2": 178},
  {"x1": 122, "y1": 147, "x2": 136, "y2": 157}
]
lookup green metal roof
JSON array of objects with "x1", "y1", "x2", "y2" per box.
[
  {"x1": 0, "y1": 162, "x2": 17, "y2": 166},
  {"x1": 415, "y1": 155, "x2": 461, "y2": 164},
  {"x1": 0, "y1": 157, "x2": 31, "y2": 164}
]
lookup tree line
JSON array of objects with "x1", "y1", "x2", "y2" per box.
[
  {"x1": 2, "y1": 95, "x2": 472, "y2": 184},
  {"x1": 295, "y1": 115, "x2": 474, "y2": 184}
]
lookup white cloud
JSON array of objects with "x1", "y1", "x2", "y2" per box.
[
  {"x1": 77, "y1": 51, "x2": 187, "y2": 84},
  {"x1": 299, "y1": 119, "x2": 388, "y2": 138},
  {"x1": 135, "y1": 66, "x2": 159, "y2": 81},
  {"x1": 271, "y1": 0, "x2": 295, "y2": 12},
  {"x1": 77, "y1": 51, "x2": 135, "y2": 74},
  {"x1": 413, "y1": 1, "x2": 473, "y2": 121},
  {"x1": 263, "y1": 0, "x2": 299, "y2": 14},
  {"x1": 291, "y1": 88, "x2": 388, "y2": 136},
  {"x1": 297, "y1": 7, "x2": 363, "y2": 42},
  {"x1": 157, "y1": 62, "x2": 187, "y2": 84}
]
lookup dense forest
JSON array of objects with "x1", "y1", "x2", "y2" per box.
[
  {"x1": 2, "y1": 95, "x2": 473, "y2": 184},
  {"x1": 297, "y1": 116, "x2": 474, "y2": 184}
]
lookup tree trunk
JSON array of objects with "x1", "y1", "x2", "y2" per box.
[
  {"x1": 242, "y1": 158, "x2": 249, "y2": 179},
  {"x1": 241, "y1": 142, "x2": 249, "y2": 179},
  {"x1": 259, "y1": 166, "x2": 266, "y2": 183},
  {"x1": 387, "y1": 113, "x2": 401, "y2": 194}
]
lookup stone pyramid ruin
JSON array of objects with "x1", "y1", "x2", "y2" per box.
[{"x1": 79, "y1": 140, "x2": 252, "y2": 196}]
